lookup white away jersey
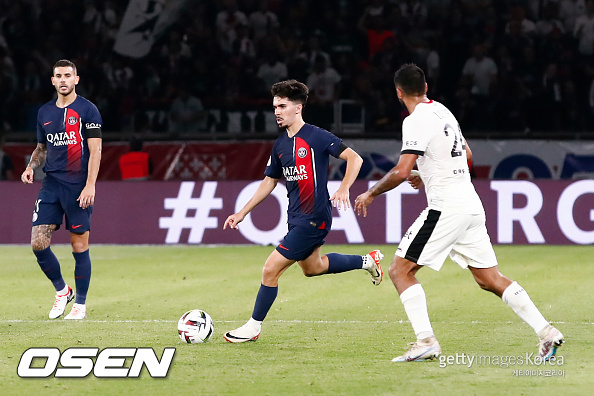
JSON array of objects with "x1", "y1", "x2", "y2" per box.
[{"x1": 401, "y1": 100, "x2": 484, "y2": 214}]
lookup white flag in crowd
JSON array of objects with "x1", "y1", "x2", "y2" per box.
[{"x1": 114, "y1": 0, "x2": 189, "y2": 58}]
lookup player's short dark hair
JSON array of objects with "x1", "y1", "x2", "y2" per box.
[
  {"x1": 271, "y1": 79, "x2": 309, "y2": 105},
  {"x1": 53, "y1": 59, "x2": 77, "y2": 75},
  {"x1": 393, "y1": 63, "x2": 426, "y2": 96}
]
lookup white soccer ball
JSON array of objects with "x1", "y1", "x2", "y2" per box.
[{"x1": 177, "y1": 309, "x2": 214, "y2": 343}]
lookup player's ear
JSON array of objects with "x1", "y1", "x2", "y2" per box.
[{"x1": 75, "y1": 75, "x2": 80, "y2": 85}]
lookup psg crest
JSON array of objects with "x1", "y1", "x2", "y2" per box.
[
  {"x1": 297, "y1": 147, "x2": 307, "y2": 158},
  {"x1": 68, "y1": 116, "x2": 77, "y2": 125}
]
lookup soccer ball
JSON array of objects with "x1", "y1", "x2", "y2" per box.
[{"x1": 177, "y1": 309, "x2": 214, "y2": 343}]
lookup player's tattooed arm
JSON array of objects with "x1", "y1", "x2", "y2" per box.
[
  {"x1": 21, "y1": 143, "x2": 46, "y2": 184},
  {"x1": 31, "y1": 224, "x2": 57, "y2": 250},
  {"x1": 28, "y1": 143, "x2": 47, "y2": 170}
]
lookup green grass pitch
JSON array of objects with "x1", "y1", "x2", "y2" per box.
[{"x1": 1, "y1": 244, "x2": 592, "y2": 395}]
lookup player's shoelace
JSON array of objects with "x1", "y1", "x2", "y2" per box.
[{"x1": 52, "y1": 295, "x2": 66, "y2": 309}]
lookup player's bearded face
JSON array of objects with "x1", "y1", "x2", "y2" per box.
[
  {"x1": 52, "y1": 66, "x2": 79, "y2": 96},
  {"x1": 273, "y1": 96, "x2": 300, "y2": 128}
]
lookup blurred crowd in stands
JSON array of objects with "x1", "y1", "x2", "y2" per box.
[{"x1": 1, "y1": 0, "x2": 594, "y2": 139}]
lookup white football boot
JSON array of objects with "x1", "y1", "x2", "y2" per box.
[
  {"x1": 64, "y1": 303, "x2": 87, "y2": 320},
  {"x1": 538, "y1": 325, "x2": 564, "y2": 361},
  {"x1": 49, "y1": 286, "x2": 74, "y2": 319},
  {"x1": 364, "y1": 250, "x2": 384, "y2": 286},
  {"x1": 392, "y1": 336, "x2": 441, "y2": 362},
  {"x1": 223, "y1": 323, "x2": 261, "y2": 343}
]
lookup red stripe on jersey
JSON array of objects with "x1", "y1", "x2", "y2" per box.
[
  {"x1": 65, "y1": 108, "x2": 82, "y2": 173},
  {"x1": 295, "y1": 137, "x2": 315, "y2": 214}
]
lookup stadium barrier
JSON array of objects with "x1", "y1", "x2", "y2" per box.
[
  {"x1": 4, "y1": 140, "x2": 594, "y2": 181},
  {"x1": 2, "y1": 179, "x2": 592, "y2": 245}
]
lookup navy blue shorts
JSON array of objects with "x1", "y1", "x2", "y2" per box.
[
  {"x1": 276, "y1": 223, "x2": 329, "y2": 261},
  {"x1": 32, "y1": 175, "x2": 92, "y2": 234}
]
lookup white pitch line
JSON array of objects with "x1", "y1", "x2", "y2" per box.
[{"x1": 0, "y1": 319, "x2": 592, "y2": 325}]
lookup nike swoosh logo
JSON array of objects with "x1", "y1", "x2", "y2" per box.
[
  {"x1": 407, "y1": 346, "x2": 438, "y2": 361},
  {"x1": 44, "y1": 121, "x2": 53, "y2": 126},
  {"x1": 72, "y1": 224, "x2": 83, "y2": 229},
  {"x1": 278, "y1": 244, "x2": 289, "y2": 250}
]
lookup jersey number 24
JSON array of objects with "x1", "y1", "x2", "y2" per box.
[{"x1": 444, "y1": 123, "x2": 465, "y2": 158}]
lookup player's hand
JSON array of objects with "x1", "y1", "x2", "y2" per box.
[
  {"x1": 329, "y1": 187, "x2": 351, "y2": 211},
  {"x1": 354, "y1": 191, "x2": 374, "y2": 217},
  {"x1": 77, "y1": 185, "x2": 95, "y2": 209},
  {"x1": 21, "y1": 167, "x2": 34, "y2": 184},
  {"x1": 408, "y1": 175, "x2": 424, "y2": 190},
  {"x1": 224, "y1": 213, "x2": 245, "y2": 230}
]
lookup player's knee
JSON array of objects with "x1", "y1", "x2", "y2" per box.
[
  {"x1": 301, "y1": 267, "x2": 318, "y2": 277},
  {"x1": 31, "y1": 226, "x2": 52, "y2": 251},
  {"x1": 388, "y1": 259, "x2": 409, "y2": 281},
  {"x1": 473, "y1": 269, "x2": 509, "y2": 295},
  {"x1": 388, "y1": 263, "x2": 399, "y2": 281},
  {"x1": 475, "y1": 276, "x2": 500, "y2": 294},
  {"x1": 261, "y1": 263, "x2": 279, "y2": 282},
  {"x1": 70, "y1": 240, "x2": 88, "y2": 253},
  {"x1": 31, "y1": 241, "x2": 49, "y2": 251},
  {"x1": 475, "y1": 278, "x2": 491, "y2": 291}
]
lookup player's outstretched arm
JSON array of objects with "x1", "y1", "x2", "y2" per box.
[
  {"x1": 21, "y1": 143, "x2": 47, "y2": 184},
  {"x1": 224, "y1": 176, "x2": 279, "y2": 230},
  {"x1": 330, "y1": 148, "x2": 363, "y2": 211},
  {"x1": 355, "y1": 153, "x2": 417, "y2": 217},
  {"x1": 78, "y1": 138, "x2": 102, "y2": 209}
]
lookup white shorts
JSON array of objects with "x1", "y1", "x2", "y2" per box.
[{"x1": 395, "y1": 208, "x2": 498, "y2": 271}]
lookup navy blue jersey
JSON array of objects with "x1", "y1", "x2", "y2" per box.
[
  {"x1": 36, "y1": 96, "x2": 102, "y2": 184},
  {"x1": 265, "y1": 123, "x2": 342, "y2": 228}
]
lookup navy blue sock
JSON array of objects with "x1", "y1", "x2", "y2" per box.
[
  {"x1": 326, "y1": 253, "x2": 364, "y2": 274},
  {"x1": 73, "y1": 250, "x2": 92, "y2": 304},
  {"x1": 33, "y1": 247, "x2": 66, "y2": 291},
  {"x1": 251, "y1": 284, "x2": 278, "y2": 321}
]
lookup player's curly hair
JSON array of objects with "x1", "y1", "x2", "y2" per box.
[
  {"x1": 53, "y1": 59, "x2": 77, "y2": 75},
  {"x1": 393, "y1": 63, "x2": 426, "y2": 96},
  {"x1": 271, "y1": 79, "x2": 309, "y2": 105}
]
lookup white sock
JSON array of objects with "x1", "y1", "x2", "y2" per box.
[
  {"x1": 247, "y1": 317, "x2": 263, "y2": 331},
  {"x1": 399, "y1": 283, "x2": 434, "y2": 341},
  {"x1": 361, "y1": 254, "x2": 371, "y2": 270},
  {"x1": 57, "y1": 285, "x2": 69, "y2": 295},
  {"x1": 502, "y1": 281, "x2": 549, "y2": 334}
]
